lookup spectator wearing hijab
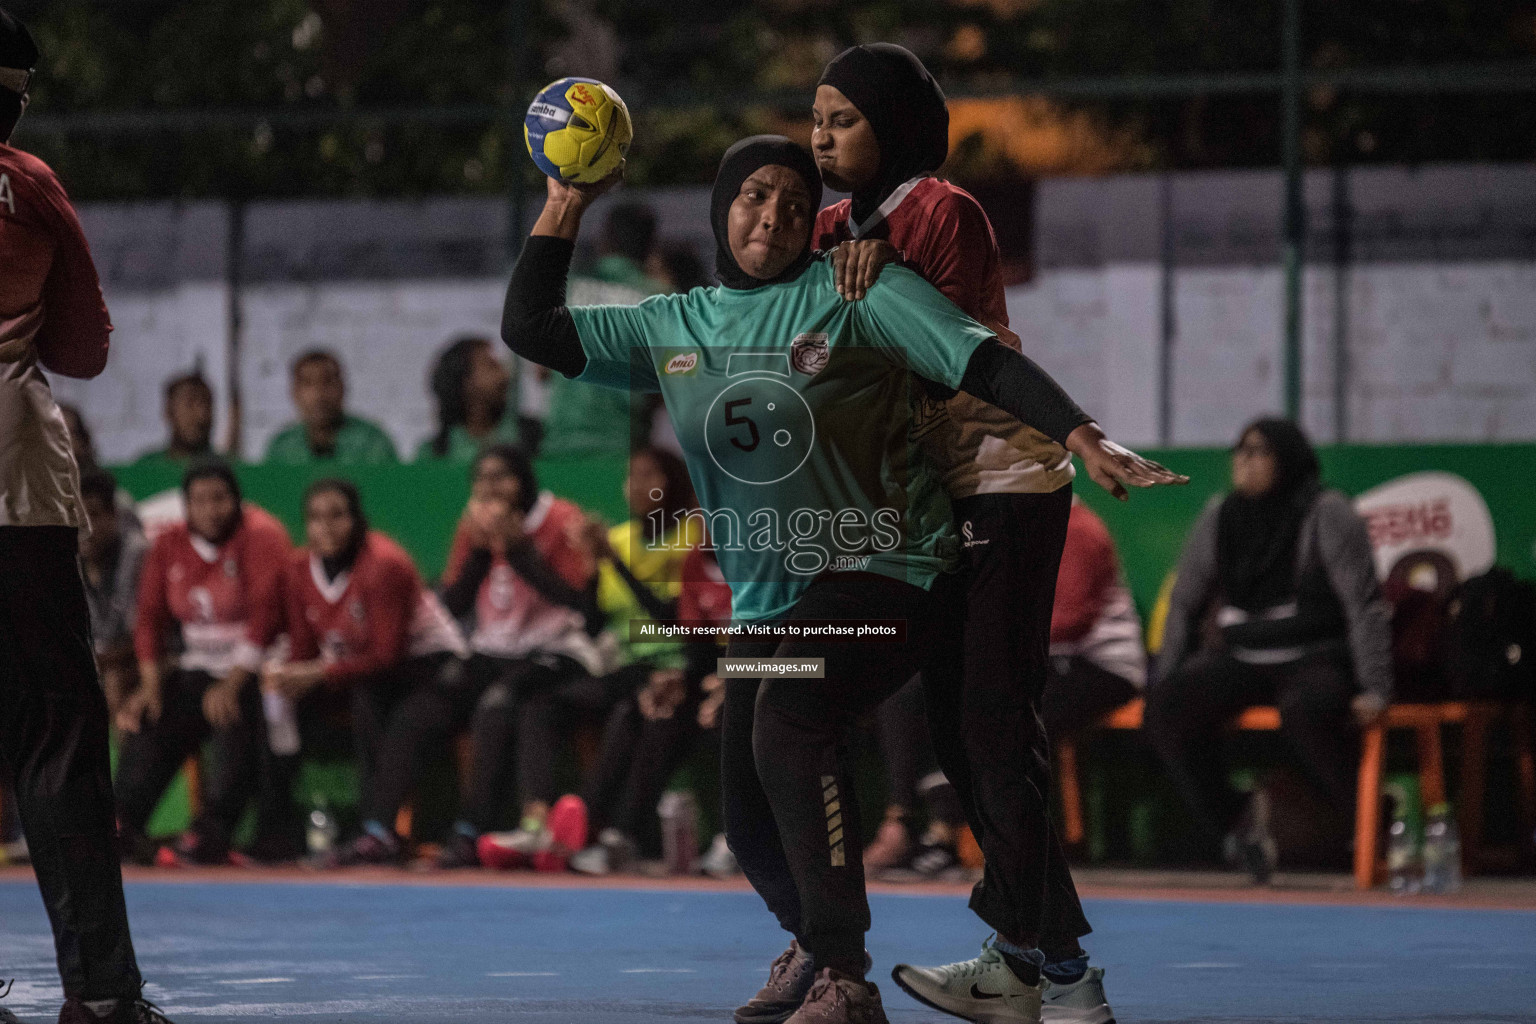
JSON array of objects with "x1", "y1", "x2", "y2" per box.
[{"x1": 1145, "y1": 418, "x2": 1392, "y2": 883}]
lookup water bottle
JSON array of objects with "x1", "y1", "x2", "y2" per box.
[
  {"x1": 1422, "y1": 804, "x2": 1462, "y2": 894},
  {"x1": 306, "y1": 793, "x2": 339, "y2": 856},
  {"x1": 263, "y1": 690, "x2": 301, "y2": 757},
  {"x1": 1387, "y1": 815, "x2": 1420, "y2": 894},
  {"x1": 657, "y1": 790, "x2": 699, "y2": 876}
]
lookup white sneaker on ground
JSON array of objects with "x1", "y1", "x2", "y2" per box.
[
  {"x1": 699, "y1": 832, "x2": 739, "y2": 878},
  {"x1": 1040, "y1": 966, "x2": 1114, "y2": 1024},
  {"x1": 890, "y1": 939, "x2": 1043, "y2": 1024}
]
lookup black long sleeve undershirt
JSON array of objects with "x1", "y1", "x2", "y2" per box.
[
  {"x1": 439, "y1": 539, "x2": 601, "y2": 631},
  {"x1": 440, "y1": 547, "x2": 493, "y2": 619},
  {"x1": 958, "y1": 340, "x2": 1092, "y2": 445},
  {"x1": 500, "y1": 234, "x2": 1091, "y2": 444},
  {"x1": 606, "y1": 550, "x2": 678, "y2": 623},
  {"x1": 502, "y1": 234, "x2": 586, "y2": 377}
]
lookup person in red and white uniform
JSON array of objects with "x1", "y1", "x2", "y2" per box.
[
  {"x1": 806, "y1": 43, "x2": 1178, "y2": 1024},
  {"x1": 1042, "y1": 500, "x2": 1147, "y2": 739},
  {"x1": 268, "y1": 478, "x2": 468, "y2": 867},
  {"x1": 377, "y1": 444, "x2": 600, "y2": 868},
  {"x1": 115, "y1": 461, "x2": 291, "y2": 867},
  {"x1": 0, "y1": 10, "x2": 173, "y2": 1021}
]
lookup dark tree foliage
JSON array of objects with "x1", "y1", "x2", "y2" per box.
[{"x1": 5, "y1": 0, "x2": 1533, "y2": 199}]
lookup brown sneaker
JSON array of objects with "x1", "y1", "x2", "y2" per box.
[
  {"x1": 785, "y1": 969, "x2": 888, "y2": 1024},
  {"x1": 735, "y1": 941, "x2": 816, "y2": 1024}
]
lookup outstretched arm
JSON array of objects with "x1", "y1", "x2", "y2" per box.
[{"x1": 958, "y1": 341, "x2": 1187, "y2": 500}]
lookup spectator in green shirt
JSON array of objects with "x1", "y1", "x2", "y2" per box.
[
  {"x1": 129, "y1": 371, "x2": 215, "y2": 474},
  {"x1": 263, "y1": 349, "x2": 398, "y2": 465},
  {"x1": 592, "y1": 201, "x2": 667, "y2": 296},
  {"x1": 414, "y1": 334, "x2": 520, "y2": 463}
]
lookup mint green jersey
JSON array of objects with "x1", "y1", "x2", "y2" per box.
[{"x1": 569, "y1": 258, "x2": 992, "y2": 622}]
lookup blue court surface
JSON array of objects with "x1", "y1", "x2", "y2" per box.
[{"x1": 3, "y1": 878, "x2": 1534, "y2": 1023}]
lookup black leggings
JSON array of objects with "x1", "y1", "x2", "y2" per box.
[
  {"x1": 1040, "y1": 656, "x2": 1141, "y2": 742},
  {"x1": 922, "y1": 488, "x2": 1092, "y2": 954},
  {"x1": 0, "y1": 526, "x2": 141, "y2": 1001},
  {"x1": 114, "y1": 668, "x2": 265, "y2": 854},
  {"x1": 1144, "y1": 648, "x2": 1358, "y2": 850},
  {"x1": 722, "y1": 571, "x2": 954, "y2": 974},
  {"x1": 581, "y1": 665, "x2": 702, "y2": 851},
  {"x1": 510, "y1": 663, "x2": 641, "y2": 808}
]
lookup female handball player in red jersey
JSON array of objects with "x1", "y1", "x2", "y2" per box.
[
  {"x1": 812, "y1": 43, "x2": 1140, "y2": 1024},
  {"x1": 0, "y1": 7, "x2": 175, "y2": 1019}
]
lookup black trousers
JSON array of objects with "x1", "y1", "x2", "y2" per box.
[
  {"x1": 1144, "y1": 647, "x2": 1359, "y2": 849},
  {"x1": 923, "y1": 488, "x2": 1092, "y2": 953},
  {"x1": 1041, "y1": 656, "x2": 1141, "y2": 742},
  {"x1": 366, "y1": 652, "x2": 579, "y2": 833},
  {"x1": 510, "y1": 661, "x2": 635, "y2": 808},
  {"x1": 113, "y1": 668, "x2": 265, "y2": 854},
  {"x1": 0, "y1": 526, "x2": 141, "y2": 1001},
  {"x1": 722, "y1": 571, "x2": 952, "y2": 973},
  {"x1": 875, "y1": 675, "x2": 937, "y2": 815},
  {"x1": 581, "y1": 664, "x2": 703, "y2": 851},
  {"x1": 351, "y1": 653, "x2": 455, "y2": 828}
]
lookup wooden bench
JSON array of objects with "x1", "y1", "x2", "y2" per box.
[{"x1": 1055, "y1": 698, "x2": 1535, "y2": 889}]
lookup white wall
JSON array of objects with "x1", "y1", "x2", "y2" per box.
[{"x1": 63, "y1": 164, "x2": 1536, "y2": 462}]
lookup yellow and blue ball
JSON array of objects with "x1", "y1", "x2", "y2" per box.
[{"x1": 524, "y1": 77, "x2": 633, "y2": 184}]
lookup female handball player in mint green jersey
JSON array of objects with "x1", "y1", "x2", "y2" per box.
[{"x1": 501, "y1": 135, "x2": 1182, "y2": 1024}]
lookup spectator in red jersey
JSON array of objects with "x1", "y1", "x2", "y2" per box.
[
  {"x1": 267, "y1": 478, "x2": 469, "y2": 866},
  {"x1": 0, "y1": 9, "x2": 172, "y2": 1019},
  {"x1": 115, "y1": 460, "x2": 291, "y2": 867},
  {"x1": 1041, "y1": 500, "x2": 1147, "y2": 739},
  {"x1": 366, "y1": 444, "x2": 600, "y2": 868}
]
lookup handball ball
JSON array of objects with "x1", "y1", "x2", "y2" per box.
[{"x1": 524, "y1": 77, "x2": 633, "y2": 184}]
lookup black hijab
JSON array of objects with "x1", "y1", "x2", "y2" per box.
[
  {"x1": 305, "y1": 478, "x2": 369, "y2": 582},
  {"x1": 711, "y1": 135, "x2": 822, "y2": 291},
  {"x1": 1216, "y1": 418, "x2": 1324, "y2": 612},
  {"x1": 817, "y1": 43, "x2": 949, "y2": 226}
]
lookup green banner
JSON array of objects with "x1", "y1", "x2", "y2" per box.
[{"x1": 110, "y1": 443, "x2": 1535, "y2": 608}]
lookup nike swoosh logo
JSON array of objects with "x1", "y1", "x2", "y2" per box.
[{"x1": 969, "y1": 984, "x2": 1004, "y2": 1000}]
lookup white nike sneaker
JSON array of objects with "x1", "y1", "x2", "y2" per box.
[
  {"x1": 1040, "y1": 967, "x2": 1114, "y2": 1024},
  {"x1": 891, "y1": 940, "x2": 1043, "y2": 1024}
]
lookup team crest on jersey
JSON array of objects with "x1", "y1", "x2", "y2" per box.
[
  {"x1": 663, "y1": 352, "x2": 699, "y2": 375},
  {"x1": 790, "y1": 333, "x2": 829, "y2": 376},
  {"x1": 223, "y1": 559, "x2": 239, "y2": 578}
]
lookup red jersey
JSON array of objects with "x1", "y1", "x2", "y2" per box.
[
  {"x1": 444, "y1": 491, "x2": 603, "y2": 668},
  {"x1": 677, "y1": 547, "x2": 732, "y2": 628},
  {"x1": 1049, "y1": 501, "x2": 1146, "y2": 687},
  {"x1": 814, "y1": 177, "x2": 1074, "y2": 499},
  {"x1": 284, "y1": 531, "x2": 466, "y2": 686},
  {"x1": 1051, "y1": 503, "x2": 1118, "y2": 644},
  {"x1": 134, "y1": 507, "x2": 292, "y2": 676},
  {"x1": 0, "y1": 144, "x2": 112, "y2": 528}
]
